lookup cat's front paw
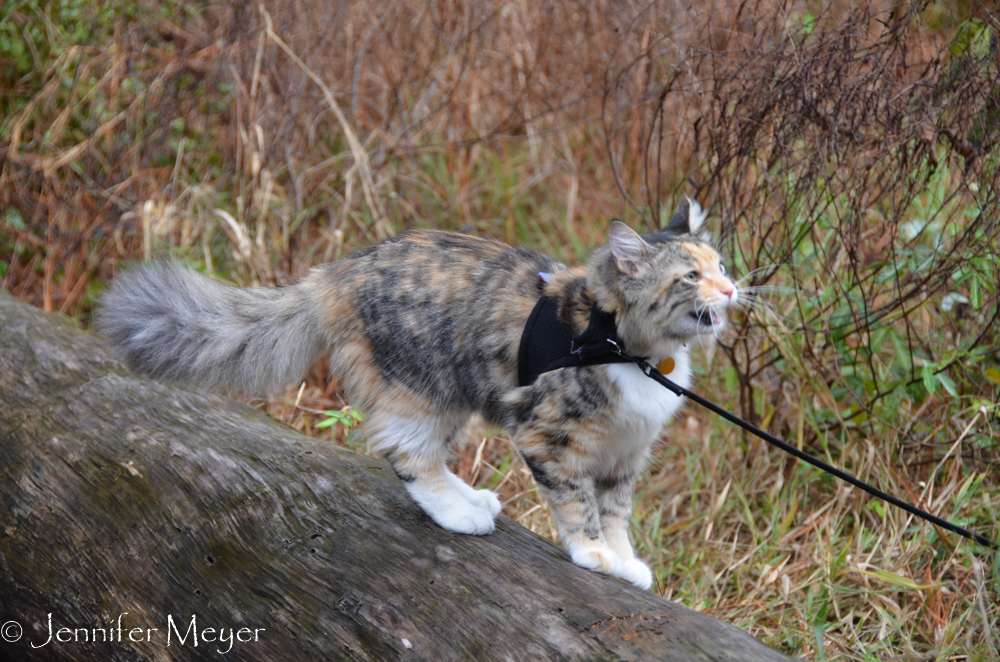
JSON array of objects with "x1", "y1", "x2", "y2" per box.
[
  {"x1": 437, "y1": 506, "x2": 496, "y2": 536},
  {"x1": 445, "y1": 473, "x2": 502, "y2": 516},
  {"x1": 570, "y1": 545, "x2": 622, "y2": 576},
  {"x1": 618, "y1": 557, "x2": 654, "y2": 590},
  {"x1": 467, "y1": 488, "x2": 502, "y2": 516}
]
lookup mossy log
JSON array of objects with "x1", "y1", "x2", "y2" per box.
[{"x1": 0, "y1": 291, "x2": 797, "y2": 662}]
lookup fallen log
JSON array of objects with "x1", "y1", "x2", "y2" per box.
[{"x1": 0, "y1": 291, "x2": 797, "y2": 661}]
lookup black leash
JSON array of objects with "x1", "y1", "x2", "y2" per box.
[{"x1": 609, "y1": 341, "x2": 999, "y2": 552}]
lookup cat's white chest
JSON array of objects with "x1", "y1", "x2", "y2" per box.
[{"x1": 605, "y1": 352, "x2": 690, "y2": 444}]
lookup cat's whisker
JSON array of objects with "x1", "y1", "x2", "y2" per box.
[
  {"x1": 733, "y1": 293, "x2": 769, "y2": 309},
  {"x1": 734, "y1": 264, "x2": 779, "y2": 286},
  {"x1": 732, "y1": 296, "x2": 790, "y2": 324},
  {"x1": 738, "y1": 284, "x2": 795, "y2": 295},
  {"x1": 734, "y1": 293, "x2": 773, "y2": 307},
  {"x1": 734, "y1": 267, "x2": 770, "y2": 283}
]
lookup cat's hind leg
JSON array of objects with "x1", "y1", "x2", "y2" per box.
[
  {"x1": 512, "y1": 428, "x2": 623, "y2": 576},
  {"x1": 367, "y1": 408, "x2": 498, "y2": 535}
]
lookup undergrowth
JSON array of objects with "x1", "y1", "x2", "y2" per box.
[{"x1": 1, "y1": 0, "x2": 998, "y2": 659}]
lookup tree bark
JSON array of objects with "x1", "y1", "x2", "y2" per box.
[{"x1": 0, "y1": 291, "x2": 797, "y2": 662}]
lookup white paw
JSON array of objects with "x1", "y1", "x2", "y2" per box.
[
  {"x1": 434, "y1": 505, "x2": 496, "y2": 535},
  {"x1": 405, "y1": 483, "x2": 495, "y2": 535},
  {"x1": 445, "y1": 473, "x2": 502, "y2": 516},
  {"x1": 569, "y1": 545, "x2": 622, "y2": 576},
  {"x1": 467, "y1": 488, "x2": 501, "y2": 516},
  {"x1": 618, "y1": 558, "x2": 654, "y2": 590}
]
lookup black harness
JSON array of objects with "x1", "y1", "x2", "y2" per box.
[{"x1": 516, "y1": 296, "x2": 631, "y2": 387}]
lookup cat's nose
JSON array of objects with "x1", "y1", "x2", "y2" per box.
[{"x1": 722, "y1": 286, "x2": 737, "y2": 302}]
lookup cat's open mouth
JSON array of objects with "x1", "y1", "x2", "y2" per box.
[{"x1": 689, "y1": 310, "x2": 722, "y2": 327}]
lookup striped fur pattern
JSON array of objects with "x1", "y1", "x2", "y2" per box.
[{"x1": 98, "y1": 200, "x2": 737, "y2": 589}]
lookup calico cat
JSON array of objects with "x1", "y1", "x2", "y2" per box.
[{"x1": 97, "y1": 199, "x2": 737, "y2": 589}]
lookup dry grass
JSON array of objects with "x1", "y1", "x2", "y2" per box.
[{"x1": 2, "y1": 0, "x2": 998, "y2": 659}]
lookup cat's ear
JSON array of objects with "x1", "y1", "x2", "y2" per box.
[
  {"x1": 664, "y1": 197, "x2": 707, "y2": 236},
  {"x1": 609, "y1": 220, "x2": 652, "y2": 278}
]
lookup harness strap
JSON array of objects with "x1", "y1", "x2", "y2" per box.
[{"x1": 517, "y1": 297, "x2": 630, "y2": 387}]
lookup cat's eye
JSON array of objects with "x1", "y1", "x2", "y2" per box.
[
  {"x1": 719, "y1": 264, "x2": 728, "y2": 277},
  {"x1": 685, "y1": 271, "x2": 699, "y2": 282}
]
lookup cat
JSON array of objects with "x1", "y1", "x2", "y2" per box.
[{"x1": 97, "y1": 198, "x2": 737, "y2": 590}]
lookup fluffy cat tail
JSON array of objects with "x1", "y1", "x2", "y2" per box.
[{"x1": 96, "y1": 263, "x2": 330, "y2": 397}]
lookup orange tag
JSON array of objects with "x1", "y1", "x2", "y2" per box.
[{"x1": 657, "y1": 357, "x2": 675, "y2": 375}]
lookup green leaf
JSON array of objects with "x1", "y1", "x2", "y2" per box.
[
  {"x1": 922, "y1": 366, "x2": 937, "y2": 395},
  {"x1": 891, "y1": 331, "x2": 912, "y2": 371},
  {"x1": 937, "y1": 373, "x2": 958, "y2": 397},
  {"x1": 949, "y1": 19, "x2": 992, "y2": 59},
  {"x1": 970, "y1": 275, "x2": 982, "y2": 310},
  {"x1": 316, "y1": 408, "x2": 363, "y2": 430},
  {"x1": 857, "y1": 568, "x2": 947, "y2": 590},
  {"x1": 952, "y1": 473, "x2": 983, "y2": 513},
  {"x1": 871, "y1": 328, "x2": 890, "y2": 354},
  {"x1": 4, "y1": 208, "x2": 25, "y2": 231},
  {"x1": 725, "y1": 366, "x2": 739, "y2": 392},
  {"x1": 344, "y1": 428, "x2": 365, "y2": 450},
  {"x1": 984, "y1": 368, "x2": 1000, "y2": 384},
  {"x1": 813, "y1": 624, "x2": 826, "y2": 662}
]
